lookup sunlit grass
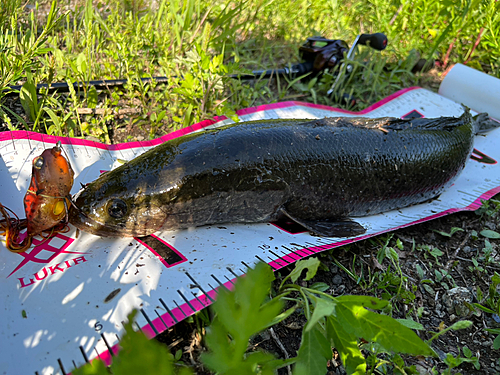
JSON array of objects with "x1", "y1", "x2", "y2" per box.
[{"x1": 0, "y1": 0, "x2": 498, "y2": 141}]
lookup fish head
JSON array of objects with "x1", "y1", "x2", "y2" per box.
[
  {"x1": 24, "y1": 142, "x2": 74, "y2": 234},
  {"x1": 69, "y1": 173, "x2": 167, "y2": 237}
]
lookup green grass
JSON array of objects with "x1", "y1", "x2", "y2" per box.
[{"x1": 0, "y1": 0, "x2": 499, "y2": 141}]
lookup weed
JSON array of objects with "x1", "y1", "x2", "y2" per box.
[
  {"x1": 475, "y1": 198, "x2": 500, "y2": 219},
  {"x1": 474, "y1": 272, "x2": 500, "y2": 315},
  {"x1": 434, "y1": 227, "x2": 464, "y2": 237},
  {"x1": 441, "y1": 345, "x2": 481, "y2": 373}
]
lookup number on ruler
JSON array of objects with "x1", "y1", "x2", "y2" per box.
[{"x1": 94, "y1": 321, "x2": 103, "y2": 332}]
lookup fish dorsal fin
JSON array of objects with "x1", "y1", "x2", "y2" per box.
[
  {"x1": 309, "y1": 110, "x2": 472, "y2": 133},
  {"x1": 310, "y1": 117, "x2": 398, "y2": 130}
]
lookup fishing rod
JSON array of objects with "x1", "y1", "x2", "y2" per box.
[{"x1": 4, "y1": 33, "x2": 387, "y2": 96}]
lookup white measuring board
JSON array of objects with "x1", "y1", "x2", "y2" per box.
[{"x1": 1, "y1": 86, "x2": 500, "y2": 375}]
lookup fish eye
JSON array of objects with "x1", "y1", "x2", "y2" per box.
[
  {"x1": 107, "y1": 199, "x2": 128, "y2": 219},
  {"x1": 34, "y1": 156, "x2": 44, "y2": 169}
]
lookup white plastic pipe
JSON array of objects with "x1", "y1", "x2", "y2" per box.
[{"x1": 439, "y1": 63, "x2": 500, "y2": 121}]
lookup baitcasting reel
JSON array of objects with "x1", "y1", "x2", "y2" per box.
[{"x1": 5, "y1": 33, "x2": 388, "y2": 95}]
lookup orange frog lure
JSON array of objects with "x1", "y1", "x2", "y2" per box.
[{"x1": 0, "y1": 141, "x2": 74, "y2": 253}]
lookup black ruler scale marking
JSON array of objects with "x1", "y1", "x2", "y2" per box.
[
  {"x1": 210, "y1": 274, "x2": 229, "y2": 290},
  {"x1": 177, "y1": 290, "x2": 197, "y2": 312},
  {"x1": 154, "y1": 310, "x2": 168, "y2": 330},
  {"x1": 191, "y1": 292, "x2": 207, "y2": 307},
  {"x1": 159, "y1": 298, "x2": 179, "y2": 324},
  {"x1": 227, "y1": 267, "x2": 240, "y2": 279},
  {"x1": 79, "y1": 346, "x2": 90, "y2": 364},
  {"x1": 172, "y1": 300, "x2": 188, "y2": 317},
  {"x1": 136, "y1": 235, "x2": 184, "y2": 266},
  {"x1": 100, "y1": 333, "x2": 115, "y2": 357},
  {"x1": 140, "y1": 308, "x2": 159, "y2": 335},
  {"x1": 185, "y1": 271, "x2": 215, "y2": 303},
  {"x1": 224, "y1": 275, "x2": 235, "y2": 284},
  {"x1": 57, "y1": 359, "x2": 66, "y2": 375},
  {"x1": 207, "y1": 284, "x2": 218, "y2": 296}
]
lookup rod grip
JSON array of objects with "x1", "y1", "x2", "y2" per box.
[{"x1": 357, "y1": 33, "x2": 388, "y2": 50}]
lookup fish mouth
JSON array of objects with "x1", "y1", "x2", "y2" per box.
[
  {"x1": 68, "y1": 191, "x2": 133, "y2": 237},
  {"x1": 68, "y1": 203, "x2": 124, "y2": 237}
]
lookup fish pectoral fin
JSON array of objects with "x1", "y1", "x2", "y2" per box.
[
  {"x1": 300, "y1": 218, "x2": 366, "y2": 237},
  {"x1": 279, "y1": 209, "x2": 366, "y2": 237}
]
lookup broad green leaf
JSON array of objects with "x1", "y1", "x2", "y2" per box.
[
  {"x1": 462, "y1": 346, "x2": 472, "y2": 358},
  {"x1": 335, "y1": 295, "x2": 388, "y2": 310},
  {"x1": 76, "y1": 53, "x2": 87, "y2": 76},
  {"x1": 293, "y1": 324, "x2": 331, "y2": 375},
  {"x1": 326, "y1": 316, "x2": 366, "y2": 375},
  {"x1": 448, "y1": 320, "x2": 473, "y2": 330},
  {"x1": 443, "y1": 352, "x2": 463, "y2": 368},
  {"x1": 479, "y1": 229, "x2": 500, "y2": 239},
  {"x1": 202, "y1": 263, "x2": 283, "y2": 374},
  {"x1": 305, "y1": 295, "x2": 336, "y2": 331},
  {"x1": 335, "y1": 303, "x2": 435, "y2": 356},
  {"x1": 385, "y1": 247, "x2": 399, "y2": 263},
  {"x1": 493, "y1": 334, "x2": 500, "y2": 350},
  {"x1": 289, "y1": 257, "x2": 321, "y2": 283},
  {"x1": 265, "y1": 306, "x2": 297, "y2": 330},
  {"x1": 213, "y1": 263, "x2": 280, "y2": 341},
  {"x1": 429, "y1": 248, "x2": 443, "y2": 257},
  {"x1": 415, "y1": 264, "x2": 425, "y2": 279},
  {"x1": 73, "y1": 358, "x2": 108, "y2": 375},
  {"x1": 423, "y1": 284, "x2": 435, "y2": 295},
  {"x1": 202, "y1": 319, "x2": 235, "y2": 372},
  {"x1": 480, "y1": 229, "x2": 500, "y2": 239},
  {"x1": 87, "y1": 86, "x2": 98, "y2": 109},
  {"x1": 310, "y1": 282, "x2": 330, "y2": 292},
  {"x1": 435, "y1": 269, "x2": 443, "y2": 282},
  {"x1": 19, "y1": 81, "x2": 38, "y2": 122},
  {"x1": 396, "y1": 318, "x2": 424, "y2": 330},
  {"x1": 44, "y1": 108, "x2": 61, "y2": 134}
]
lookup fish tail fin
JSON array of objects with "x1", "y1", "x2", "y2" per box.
[{"x1": 474, "y1": 112, "x2": 500, "y2": 134}]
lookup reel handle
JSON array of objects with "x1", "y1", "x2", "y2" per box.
[{"x1": 357, "y1": 33, "x2": 388, "y2": 50}]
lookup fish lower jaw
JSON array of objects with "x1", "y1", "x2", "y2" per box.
[{"x1": 71, "y1": 220, "x2": 153, "y2": 237}]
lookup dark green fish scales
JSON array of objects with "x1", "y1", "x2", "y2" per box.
[{"x1": 69, "y1": 109, "x2": 485, "y2": 238}]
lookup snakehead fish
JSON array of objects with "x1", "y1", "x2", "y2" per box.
[{"x1": 69, "y1": 109, "x2": 493, "y2": 238}]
